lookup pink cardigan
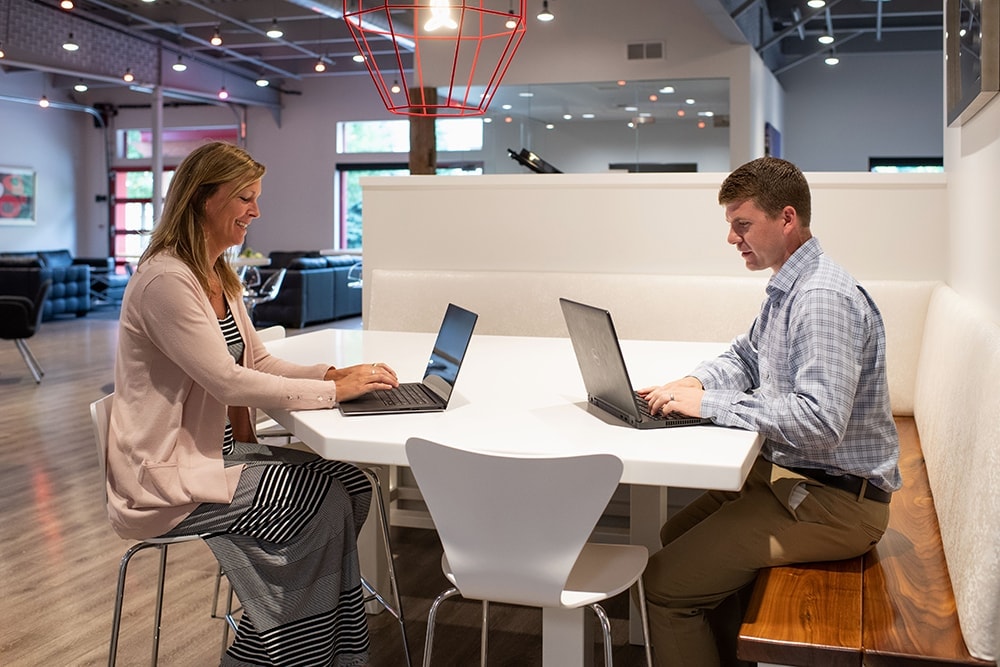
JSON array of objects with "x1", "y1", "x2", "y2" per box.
[{"x1": 107, "y1": 253, "x2": 339, "y2": 539}]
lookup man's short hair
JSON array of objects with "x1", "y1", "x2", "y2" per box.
[{"x1": 718, "y1": 157, "x2": 811, "y2": 227}]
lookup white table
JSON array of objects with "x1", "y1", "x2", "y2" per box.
[{"x1": 264, "y1": 329, "x2": 760, "y2": 665}]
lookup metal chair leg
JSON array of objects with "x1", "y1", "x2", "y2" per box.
[
  {"x1": 109, "y1": 541, "x2": 165, "y2": 667},
  {"x1": 422, "y1": 587, "x2": 460, "y2": 667},
  {"x1": 591, "y1": 602, "x2": 614, "y2": 666},
  {"x1": 480, "y1": 600, "x2": 490, "y2": 667},
  {"x1": 14, "y1": 338, "x2": 44, "y2": 383},
  {"x1": 359, "y1": 466, "x2": 413, "y2": 667}
]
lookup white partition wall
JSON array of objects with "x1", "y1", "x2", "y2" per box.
[{"x1": 360, "y1": 172, "x2": 948, "y2": 321}]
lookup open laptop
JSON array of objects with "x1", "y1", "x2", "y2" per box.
[
  {"x1": 559, "y1": 297, "x2": 713, "y2": 429},
  {"x1": 338, "y1": 303, "x2": 479, "y2": 416}
]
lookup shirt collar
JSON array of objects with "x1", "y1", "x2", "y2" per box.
[{"x1": 766, "y1": 236, "x2": 822, "y2": 299}]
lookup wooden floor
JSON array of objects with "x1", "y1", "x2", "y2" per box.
[{"x1": 0, "y1": 306, "x2": 644, "y2": 666}]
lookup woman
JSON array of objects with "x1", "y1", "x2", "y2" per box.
[{"x1": 106, "y1": 141, "x2": 399, "y2": 666}]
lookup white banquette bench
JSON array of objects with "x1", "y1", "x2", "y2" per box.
[{"x1": 366, "y1": 268, "x2": 1000, "y2": 666}]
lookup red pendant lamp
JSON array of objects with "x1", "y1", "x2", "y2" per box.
[{"x1": 343, "y1": 1, "x2": 527, "y2": 116}]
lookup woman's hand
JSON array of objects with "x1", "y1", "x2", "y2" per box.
[
  {"x1": 637, "y1": 376, "x2": 704, "y2": 417},
  {"x1": 325, "y1": 362, "x2": 399, "y2": 402}
]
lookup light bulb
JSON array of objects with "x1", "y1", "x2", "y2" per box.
[
  {"x1": 39, "y1": 95, "x2": 50, "y2": 108},
  {"x1": 818, "y1": 34, "x2": 834, "y2": 45},
  {"x1": 218, "y1": 86, "x2": 229, "y2": 100},
  {"x1": 314, "y1": 59, "x2": 326, "y2": 73},
  {"x1": 62, "y1": 33, "x2": 79, "y2": 51},
  {"x1": 424, "y1": 0, "x2": 458, "y2": 31},
  {"x1": 172, "y1": 56, "x2": 187, "y2": 72},
  {"x1": 60, "y1": 0, "x2": 74, "y2": 9},
  {"x1": 537, "y1": 0, "x2": 554, "y2": 22},
  {"x1": 74, "y1": 80, "x2": 88, "y2": 92},
  {"x1": 266, "y1": 20, "x2": 283, "y2": 39},
  {"x1": 825, "y1": 55, "x2": 840, "y2": 65},
  {"x1": 353, "y1": 54, "x2": 366, "y2": 63},
  {"x1": 390, "y1": 80, "x2": 401, "y2": 94},
  {"x1": 505, "y1": 11, "x2": 517, "y2": 29},
  {"x1": 123, "y1": 68, "x2": 134, "y2": 82},
  {"x1": 256, "y1": 78, "x2": 269, "y2": 87},
  {"x1": 210, "y1": 27, "x2": 223, "y2": 46}
]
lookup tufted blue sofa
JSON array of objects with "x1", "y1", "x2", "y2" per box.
[
  {"x1": 0, "y1": 249, "x2": 91, "y2": 320},
  {"x1": 252, "y1": 251, "x2": 362, "y2": 328}
]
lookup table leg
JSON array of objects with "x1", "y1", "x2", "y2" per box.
[
  {"x1": 542, "y1": 606, "x2": 594, "y2": 667},
  {"x1": 630, "y1": 484, "x2": 668, "y2": 645}
]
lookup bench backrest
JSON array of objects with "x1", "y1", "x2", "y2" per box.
[
  {"x1": 913, "y1": 285, "x2": 1000, "y2": 662},
  {"x1": 367, "y1": 269, "x2": 938, "y2": 415}
]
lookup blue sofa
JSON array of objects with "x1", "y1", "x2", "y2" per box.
[
  {"x1": 0, "y1": 249, "x2": 91, "y2": 320},
  {"x1": 252, "y1": 251, "x2": 362, "y2": 328}
]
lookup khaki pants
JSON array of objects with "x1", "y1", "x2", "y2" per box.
[{"x1": 642, "y1": 455, "x2": 890, "y2": 667}]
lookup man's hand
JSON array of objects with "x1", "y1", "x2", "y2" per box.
[{"x1": 637, "y1": 376, "x2": 705, "y2": 417}]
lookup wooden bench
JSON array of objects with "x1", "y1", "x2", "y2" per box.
[{"x1": 738, "y1": 416, "x2": 995, "y2": 667}]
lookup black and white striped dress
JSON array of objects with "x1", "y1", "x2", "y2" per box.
[{"x1": 164, "y1": 307, "x2": 372, "y2": 666}]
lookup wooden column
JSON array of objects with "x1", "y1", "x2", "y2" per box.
[{"x1": 408, "y1": 86, "x2": 437, "y2": 175}]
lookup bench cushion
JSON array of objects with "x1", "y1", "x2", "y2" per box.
[
  {"x1": 913, "y1": 286, "x2": 1000, "y2": 662},
  {"x1": 367, "y1": 270, "x2": 937, "y2": 415}
]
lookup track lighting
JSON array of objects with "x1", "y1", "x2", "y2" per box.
[
  {"x1": 537, "y1": 0, "x2": 554, "y2": 22},
  {"x1": 172, "y1": 55, "x2": 187, "y2": 72},
  {"x1": 210, "y1": 26, "x2": 223, "y2": 46},
  {"x1": 62, "y1": 33, "x2": 79, "y2": 51},
  {"x1": 266, "y1": 19, "x2": 283, "y2": 39}
]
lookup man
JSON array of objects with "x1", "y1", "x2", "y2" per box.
[{"x1": 637, "y1": 157, "x2": 900, "y2": 666}]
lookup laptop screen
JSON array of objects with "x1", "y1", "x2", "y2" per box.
[{"x1": 422, "y1": 303, "x2": 479, "y2": 400}]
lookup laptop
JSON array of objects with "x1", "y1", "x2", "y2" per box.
[
  {"x1": 559, "y1": 297, "x2": 713, "y2": 429},
  {"x1": 338, "y1": 303, "x2": 479, "y2": 416}
]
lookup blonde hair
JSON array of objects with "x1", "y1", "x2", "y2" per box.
[{"x1": 141, "y1": 141, "x2": 266, "y2": 299}]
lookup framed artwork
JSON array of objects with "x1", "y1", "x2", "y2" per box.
[
  {"x1": 946, "y1": 0, "x2": 1000, "y2": 126},
  {"x1": 0, "y1": 166, "x2": 36, "y2": 225}
]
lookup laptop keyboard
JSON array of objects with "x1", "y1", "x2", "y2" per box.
[
  {"x1": 634, "y1": 392, "x2": 690, "y2": 421},
  {"x1": 373, "y1": 383, "x2": 437, "y2": 407}
]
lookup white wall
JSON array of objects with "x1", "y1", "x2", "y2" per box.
[
  {"x1": 359, "y1": 171, "x2": 948, "y2": 318},
  {"x1": 780, "y1": 52, "x2": 945, "y2": 171}
]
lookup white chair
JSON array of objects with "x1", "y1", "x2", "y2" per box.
[
  {"x1": 404, "y1": 437, "x2": 653, "y2": 667},
  {"x1": 242, "y1": 267, "x2": 286, "y2": 324},
  {"x1": 91, "y1": 393, "x2": 224, "y2": 667}
]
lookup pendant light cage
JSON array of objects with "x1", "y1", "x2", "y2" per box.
[{"x1": 343, "y1": 0, "x2": 528, "y2": 117}]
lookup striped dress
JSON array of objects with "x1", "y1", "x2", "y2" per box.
[{"x1": 163, "y1": 307, "x2": 372, "y2": 666}]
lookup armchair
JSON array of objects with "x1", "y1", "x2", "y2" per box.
[{"x1": 0, "y1": 279, "x2": 52, "y2": 382}]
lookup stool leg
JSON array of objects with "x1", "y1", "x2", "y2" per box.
[
  {"x1": 15, "y1": 339, "x2": 44, "y2": 383},
  {"x1": 109, "y1": 542, "x2": 159, "y2": 667},
  {"x1": 150, "y1": 544, "x2": 170, "y2": 666}
]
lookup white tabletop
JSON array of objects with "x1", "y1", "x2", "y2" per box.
[{"x1": 264, "y1": 329, "x2": 760, "y2": 492}]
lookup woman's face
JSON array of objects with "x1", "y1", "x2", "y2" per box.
[{"x1": 203, "y1": 179, "x2": 261, "y2": 258}]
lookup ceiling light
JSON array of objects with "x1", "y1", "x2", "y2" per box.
[
  {"x1": 483, "y1": 117, "x2": 492, "y2": 123},
  {"x1": 545, "y1": 123, "x2": 555, "y2": 129},
  {"x1": 73, "y1": 80, "x2": 88, "y2": 92},
  {"x1": 659, "y1": 85, "x2": 675, "y2": 94},
  {"x1": 314, "y1": 58, "x2": 327, "y2": 72},
  {"x1": 505, "y1": 11, "x2": 518, "y2": 29},
  {"x1": 537, "y1": 0, "x2": 554, "y2": 22},
  {"x1": 648, "y1": 93, "x2": 658, "y2": 102},
  {"x1": 352, "y1": 54, "x2": 366, "y2": 63},
  {"x1": 676, "y1": 109, "x2": 685, "y2": 117},
  {"x1": 424, "y1": 0, "x2": 458, "y2": 31},
  {"x1": 0, "y1": 41, "x2": 5, "y2": 59},
  {"x1": 519, "y1": 91, "x2": 534, "y2": 97},
  {"x1": 172, "y1": 55, "x2": 187, "y2": 72},
  {"x1": 210, "y1": 26, "x2": 223, "y2": 46},
  {"x1": 60, "y1": 0, "x2": 74, "y2": 9},
  {"x1": 698, "y1": 120, "x2": 706, "y2": 129},
  {"x1": 266, "y1": 19, "x2": 283, "y2": 39},
  {"x1": 39, "y1": 95, "x2": 50, "y2": 108},
  {"x1": 562, "y1": 113, "x2": 572, "y2": 120},
  {"x1": 818, "y1": 34, "x2": 834, "y2": 45},
  {"x1": 824, "y1": 54, "x2": 840, "y2": 66},
  {"x1": 807, "y1": 0, "x2": 826, "y2": 7},
  {"x1": 218, "y1": 86, "x2": 229, "y2": 100},
  {"x1": 582, "y1": 113, "x2": 595, "y2": 119},
  {"x1": 256, "y1": 78, "x2": 269, "y2": 87},
  {"x1": 62, "y1": 33, "x2": 79, "y2": 51},
  {"x1": 390, "y1": 80, "x2": 401, "y2": 94},
  {"x1": 122, "y1": 68, "x2": 134, "y2": 82}
]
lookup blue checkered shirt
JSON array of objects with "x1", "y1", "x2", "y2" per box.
[{"x1": 693, "y1": 238, "x2": 901, "y2": 492}]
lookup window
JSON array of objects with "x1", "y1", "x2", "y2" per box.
[
  {"x1": 120, "y1": 127, "x2": 239, "y2": 159},
  {"x1": 868, "y1": 157, "x2": 944, "y2": 173},
  {"x1": 337, "y1": 118, "x2": 484, "y2": 153}
]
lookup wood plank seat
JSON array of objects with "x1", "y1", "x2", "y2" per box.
[{"x1": 738, "y1": 417, "x2": 995, "y2": 667}]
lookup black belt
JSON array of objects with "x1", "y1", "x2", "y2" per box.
[{"x1": 783, "y1": 465, "x2": 892, "y2": 503}]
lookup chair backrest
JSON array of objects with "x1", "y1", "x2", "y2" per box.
[
  {"x1": 255, "y1": 324, "x2": 286, "y2": 342},
  {"x1": 91, "y1": 393, "x2": 114, "y2": 500},
  {"x1": 404, "y1": 437, "x2": 624, "y2": 607},
  {"x1": 261, "y1": 268, "x2": 286, "y2": 299},
  {"x1": 30, "y1": 279, "x2": 52, "y2": 330}
]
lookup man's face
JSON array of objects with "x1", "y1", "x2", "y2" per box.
[{"x1": 724, "y1": 199, "x2": 793, "y2": 273}]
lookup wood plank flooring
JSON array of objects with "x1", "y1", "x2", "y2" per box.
[{"x1": 0, "y1": 307, "x2": 645, "y2": 666}]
